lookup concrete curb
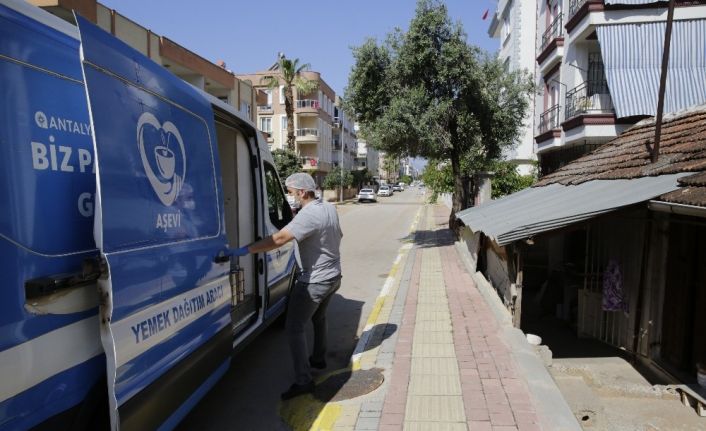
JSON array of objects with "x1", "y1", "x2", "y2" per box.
[{"x1": 455, "y1": 242, "x2": 582, "y2": 431}]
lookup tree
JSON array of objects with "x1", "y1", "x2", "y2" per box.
[
  {"x1": 345, "y1": 0, "x2": 533, "y2": 229},
  {"x1": 352, "y1": 168, "x2": 373, "y2": 188},
  {"x1": 323, "y1": 167, "x2": 353, "y2": 190},
  {"x1": 421, "y1": 160, "x2": 453, "y2": 202},
  {"x1": 272, "y1": 148, "x2": 302, "y2": 181},
  {"x1": 489, "y1": 161, "x2": 536, "y2": 199},
  {"x1": 261, "y1": 55, "x2": 319, "y2": 151}
]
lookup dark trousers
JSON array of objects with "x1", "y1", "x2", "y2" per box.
[{"x1": 285, "y1": 277, "x2": 341, "y2": 384}]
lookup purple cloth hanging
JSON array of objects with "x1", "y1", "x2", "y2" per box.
[{"x1": 602, "y1": 259, "x2": 628, "y2": 312}]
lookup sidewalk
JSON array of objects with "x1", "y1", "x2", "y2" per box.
[{"x1": 280, "y1": 203, "x2": 579, "y2": 431}]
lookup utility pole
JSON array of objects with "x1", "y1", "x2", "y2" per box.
[{"x1": 653, "y1": 0, "x2": 675, "y2": 163}]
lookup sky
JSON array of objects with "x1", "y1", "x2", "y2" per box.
[{"x1": 99, "y1": 0, "x2": 500, "y2": 97}]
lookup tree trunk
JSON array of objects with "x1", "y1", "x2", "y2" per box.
[
  {"x1": 285, "y1": 85, "x2": 295, "y2": 151},
  {"x1": 449, "y1": 150, "x2": 464, "y2": 235}
]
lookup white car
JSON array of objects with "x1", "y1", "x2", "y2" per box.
[
  {"x1": 392, "y1": 184, "x2": 403, "y2": 192},
  {"x1": 358, "y1": 188, "x2": 377, "y2": 202},
  {"x1": 377, "y1": 185, "x2": 392, "y2": 197}
]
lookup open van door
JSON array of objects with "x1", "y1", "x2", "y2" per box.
[{"x1": 75, "y1": 16, "x2": 232, "y2": 431}]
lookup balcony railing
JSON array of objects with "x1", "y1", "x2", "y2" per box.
[
  {"x1": 569, "y1": 0, "x2": 589, "y2": 19},
  {"x1": 296, "y1": 128, "x2": 319, "y2": 137},
  {"x1": 333, "y1": 139, "x2": 341, "y2": 150},
  {"x1": 538, "y1": 104, "x2": 562, "y2": 134},
  {"x1": 257, "y1": 105, "x2": 273, "y2": 112},
  {"x1": 296, "y1": 99, "x2": 320, "y2": 109},
  {"x1": 564, "y1": 80, "x2": 613, "y2": 120},
  {"x1": 300, "y1": 157, "x2": 319, "y2": 169},
  {"x1": 540, "y1": 14, "x2": 563, "y2": 53}
]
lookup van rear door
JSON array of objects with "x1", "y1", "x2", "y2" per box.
[{"x1": 75, "y1": 16, "x2": 232, "y2": 431}]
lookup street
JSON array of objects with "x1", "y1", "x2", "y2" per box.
[{"x1": 176, "y1": 189, "x2": 425, "y2": 430}]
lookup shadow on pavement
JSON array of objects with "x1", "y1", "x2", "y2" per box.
[
  {"x1": 176, "y1": 293, "x2": 364, "y2": 431},
  {"x1": 398, "y1": 229, "x2": 454, "y2": 248}
]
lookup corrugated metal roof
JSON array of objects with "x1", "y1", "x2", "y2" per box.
[{"x1": 456, "y1": 174, "x2": 688, "y2": 246}]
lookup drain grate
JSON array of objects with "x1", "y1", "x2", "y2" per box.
[{"x1": 314, "y1": 368, "x2": 384, "y2": 402}]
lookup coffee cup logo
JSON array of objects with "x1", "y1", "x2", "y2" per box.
[{"x1": 137, "y1": 112, "x2": 186, "y2": 206}]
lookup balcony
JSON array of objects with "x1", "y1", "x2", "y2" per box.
[
  {"x1": 564, "y1": 80, "x2": 613, "y2": 120},
  {"x1": 537, "y1": 14, "x2": 564, "y2": 72},
  {"x1": 257, "y1": 105, "x2": 273, "y2": 113},
  {"x1": 539, "y1": 105, "x2": 562, "y2": 134},
  {"x1": 536, "y1": 104, "x2": 563, "y2": 149},
  {"x1": 300, "y1": 157, "x2": 319, "y2": 170},
  {"x1": 332, "y1": 139, "x2": 341, "y2": 150},
  {"x1": 566, "y1": 0, "x2": 604, "y2": 34},
  {"x1": 296, "y1": 128, "x2": 319, "y2": 143},
  {"x1": 540, "y1": 14, "x2": 563, "y2": 53},
  {"x1": 296, "y1": 99, "x2": 320, "y2": 116}
]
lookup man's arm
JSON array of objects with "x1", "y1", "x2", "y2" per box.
[{"x1": 246, "y1": 228, "x2": 296, "y2": 254}]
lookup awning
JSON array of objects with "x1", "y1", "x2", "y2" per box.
[
  {"x1": 596, "y1": 19, "x2": 706, "y2": 118},
  {"x1": 455, "y1": 174, "x2": 687, "y2": 246}
]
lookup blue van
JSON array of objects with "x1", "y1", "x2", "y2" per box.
[{"x1": 0, "y1": 1, "x2": 296, "y2": 429}]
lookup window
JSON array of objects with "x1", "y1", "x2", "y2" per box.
[
  {"x1": 241, "y1": 102, "x2": 251, "y2": 118},
  {"x1": 265, "y1": 89, "x2": 273, "y2": 107},
  {"x1": 281, "y1": 115, "x2": 288, "y2": 130},
  {"x1": 279, "y1": 85, "x2": 285, "y2": 104},
  {"x1": 264, "y1": 162, "x2": 292, "y2": 229},
  {"x1": 259, "y1": 117, "x2": 272, "y2": 133}
]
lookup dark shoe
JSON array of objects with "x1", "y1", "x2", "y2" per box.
[
  {"x1": 309, "y1": 356, "x2": 327, "y2": 369},
  {"x1": 281, "y1": 381, "x2": 314, "y2": 400}
]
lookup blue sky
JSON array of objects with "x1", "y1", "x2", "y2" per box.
[{"x1": 100, "y1": 0, "x2": 499, "y2": 96}]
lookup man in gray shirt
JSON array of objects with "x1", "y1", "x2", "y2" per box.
[{"x1": 231, "y1": 173, "x2": 342, "y2": 400}]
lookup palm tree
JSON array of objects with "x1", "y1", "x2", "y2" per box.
[{"x1": 261, "y1": 54, "x2": 319, "y2": 151}]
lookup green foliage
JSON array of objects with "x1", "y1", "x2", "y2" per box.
[
  {"x1": 344, "y1": 0, "x2": 534, "y2": 218},
  {"x1": 323, "y1": 167, "x2": 353, "y2": 190},
  {"x1": 352, "y1": 168, "x2": 373, "y2": 188},
  {"x1": 489, "y1": 161, "x2": 536, "y2": 199},
  {"x1": 261, "y1": 55, "x2": 319, "y2": 150},
  {"x1": 399, "y1": 175, "x2": 412, "y2": 185},
  {"x1": 271, "y1": 148, "x2": 302, "y2": 180},
  {"x1": 421, "y1": 160, "x2": 453, "y2": 200}
]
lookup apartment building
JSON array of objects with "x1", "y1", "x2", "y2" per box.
[
  {"x1": 332, "y1": 97, "x2": 357, "y2": 172},
  {"x1": 535, "y1": 0, "x2": 706, "y2": 176},
  {"x1": 30, "y1": 0, "x2": 260, "y2": 123},
  {"x1": 487, "y1": 0, "x2": 538, "y2": 176},
  {"x1": 237, "y1": 66, "x2": 338, "y2": 185},
  {"x1": 354, "y1": 124, "x2": 380, "y2": 175}
]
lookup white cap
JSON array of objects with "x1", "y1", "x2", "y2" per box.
[{"x1": 285, "y1": 173, "x2": 316, "y2": 192}]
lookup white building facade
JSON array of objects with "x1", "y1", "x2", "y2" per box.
[
  {"x1": 488, "y1": 0, "x2": 538, "y2": 176},
  {"x1": 534, "y1": 0, "x2": 706, "y2": 176}
]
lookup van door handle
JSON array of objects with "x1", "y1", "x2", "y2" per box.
[{"x1": 214, "y1": 252, "x2": 230, "y2": 264}]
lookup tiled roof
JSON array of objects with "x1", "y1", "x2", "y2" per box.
[
  {"x1": 658, "y1": 172, "x2": 706, "y2": 206},
  {"x1": 536, "y1": 106, "x2": 706, "y2": 187}
]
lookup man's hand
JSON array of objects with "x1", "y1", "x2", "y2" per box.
[{"x1": 230, "y1": 246, "x2": 249, "y2": 257}]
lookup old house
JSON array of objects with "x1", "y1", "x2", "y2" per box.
[{"x1": 456, "y1": 105, "x2": 706, "y2": 393}]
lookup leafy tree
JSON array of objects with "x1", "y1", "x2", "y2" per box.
[
  {"x1": 323, "y1": 167, "x2": 353, "y2": 190},
  {"x1": 261, "y1": 55, "x2": 319, "y2": 150},
  {"x1": 421, "y1": 160, "x2": 453, "y2": 202},
  {"x1": 489, "y1": 161, "x2": 536, "y2": 199},
  {"x1": 399, "y1": 175, "x2": 413, "y2": 185},
  {"x1": 352, "y1": 168, "x2": 373, "y2": 188},
  {"x1": 272, "y1": 148, "x2": 302, "y2": 180},
  {"x1": 345, "y1": 0, "x2": 533, "y2": 229}
]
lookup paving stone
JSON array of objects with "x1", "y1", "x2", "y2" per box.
[
  {"x1": 412, "y1": 343, "x2": 456, "y2": 357},
  {"x1": 412, "y1": 331, "x2": 454, "y2": 344},
  {"x1": 405, "y1": 396, "x2": 466, "y2": 422},
  {"x1": 404, "y1": 422, "x2": 468, "y2": 431},
  {"x1": 354, "y1": 416, "x2": 380, "y2": 430},
  {"x1": 408, "y1": 374, "x2": 462, "y2": 395},
  {"x1": 410, "y1": 357, "x2": 460, "y2": 375}
]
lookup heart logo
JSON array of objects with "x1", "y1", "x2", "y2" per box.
[{"x1": 136, "y1": 112, "x2": 186, "y2": 206}]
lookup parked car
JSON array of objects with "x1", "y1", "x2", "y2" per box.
[
  {"x1": 378, "y1": 185, "x2": 392, "y2": 197},
  {"x1": 358, "y1": 188, "x2": 377, "y2": 202},
  {"x1": 392, "y1": 184, "x2": 403, "y2": 192}
]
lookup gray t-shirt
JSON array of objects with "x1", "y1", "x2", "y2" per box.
[{"x1": 284, "y1": 200, "x2": 342, "y2": 283}]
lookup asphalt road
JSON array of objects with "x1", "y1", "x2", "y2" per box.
[{"x1": 176, "y1": 188, "x2": 425, "y2": 431}]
